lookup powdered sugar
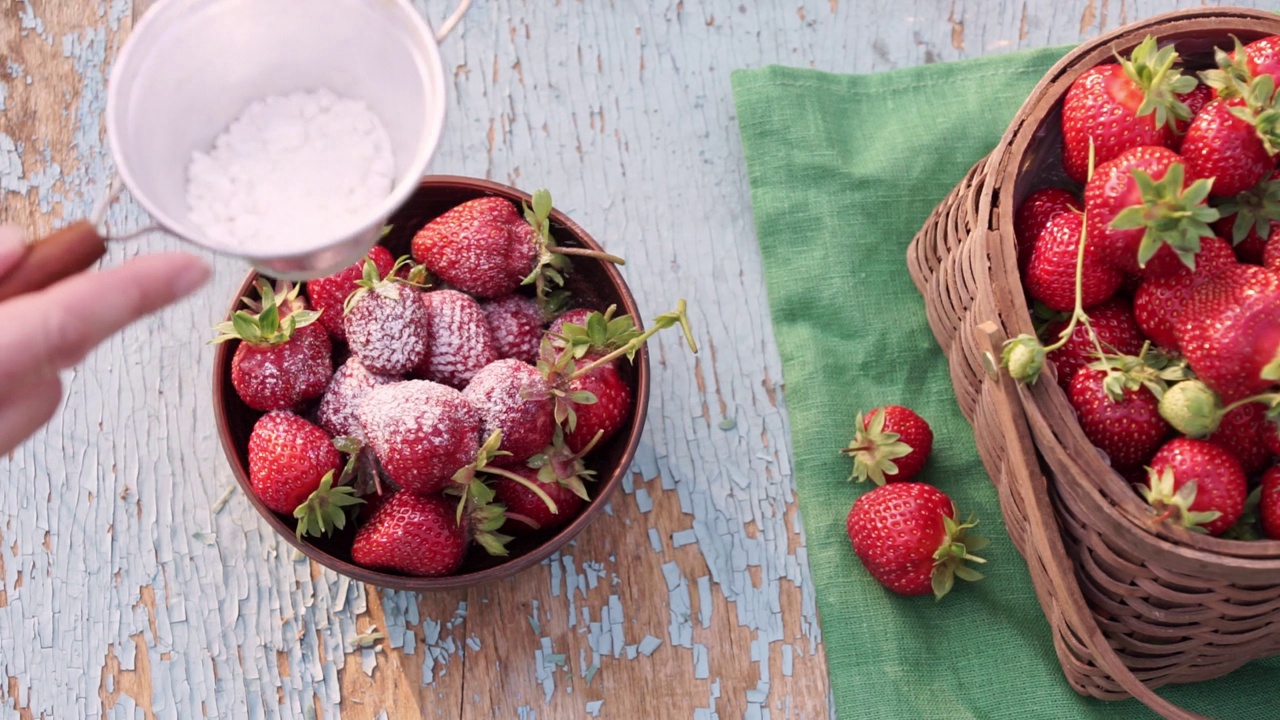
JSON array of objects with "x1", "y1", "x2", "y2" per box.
[
  {"x1": 417, "y1": 289, "x2": 498, "y2": 388},
  {"x1": 186, "y1": 88, "x2": 395, "y2": 253},
  {"x1": 356, "y1": 380, "x2": 480, "y2": 494},
  {"x1": 346, "y1": 285, "x2": 431, "y2": 375},
  {"x1": 482, "y1": 295, "x2": 545, "y2": 365},
  {"x1": 316, "y1": 356, "x2": 400, "y2": 439},
  {"x1": 462, "y1": 359, "x2": 554, "y2": 464}
]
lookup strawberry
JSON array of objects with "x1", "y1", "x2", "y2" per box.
[
  {"x1": 316, "y1": 356, "x2": 400, "y2": 440},
  {"x1": 1133, "y1": 235, "x2": 1236, "y2": 350},
  {"x1": 561, "y1": 358, "x2": 632, "y2": 454},
  {"x1": 351, "y1": 492, "x2": 509, "y2": 577},
  {"x1": 416, "y1": 289, "x2": 499, "y2": 388},
  {"x1": 1043, "y1": 297, "x2": 1145, "y2": 388},
  {"x1": 1242, "y1": 36, "x2": 1280, "y2": 85},
  {"x1": 1061, "y1": 36, "x2": 1196, "y2": 184},
  {"x1": 846, "y1": 483, "x2": 986, "y2": 599},
  {"x1": 1175, "y1": 264, "x2": 1280, "y2": 402},
  {"x1": 1202, "y1": 35, "x2": 1280, "y2": 100},
  {"x1": 546, "y1": 305, "x2": 642, "y2": 361},
  {"x1": 343, "y1": 259, "x2": 431, "y2": 375},
  {"x1": 1014, "y1": 188, "x2": 1080, "y2": 274},
  {"x1": 1180, "y1": 97, "x2": 1275, "y2": 198},
  {"x1": 1265, "y1": 417, "x2": 1280, "y2": 457},
  {"x1": 412, "y1": 189, "x2": 623, "y2": 304},
  {"x1": 1142, "y1": 437, "x2": 1247, "y2": 536},
  {"x1": 462, "y1": 359, "x2": 555, "y2": 466},
  {"x1": 1261, "y1": 465, "x2": 1280, "y2": 540},
  {"x1": 482, "y1": 295, "x2": 545, "y2": 365},
  {"x1": 305, "y1": 246, "x2": 394, "y2": 341},
  {"x1": 1068, "y1": 366, "x2": 1168, "y2": 470},
  {"x1": 1024, "y1": 211, "x2": 1124, "y2": 312},
  {"x1": 493, "y1": 464, "x2": 586, "y2": 534},
  {"x1": 213, "y1": 280, "x2": 332, "y2": 412},
  {"x1": 1171, "y1": 82, "x2": 1214, "y2": 149},
  {"x1": 547, "y1": 308, "x2": 594, "y2": 339},
  {"x1": 1083, "y1": 145, "x2": 1218, "y2": 275},
  {"x1": 1215, "y1": 176, "x2": 1280, "y2": 265},
  {"x1": 839, "y1": 406, "x2": 933, "y2": 484},
  {"x1": 356, "y1": 380, "x2": 481, "y2": 495},
  {"x1": 1206, "y1": 402, "x2": 1272, "y2": 477},
  {"x1": 247, "y1": 411, "x2": 342, "y2": 515}
]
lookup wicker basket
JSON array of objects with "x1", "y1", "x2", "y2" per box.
[{"x1": 908, "y1": 8, "x2": 1280, "y2": 720}]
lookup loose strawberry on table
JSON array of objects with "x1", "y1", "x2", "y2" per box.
[
  {"x1": 1142, "y1": 437, "x2": 1248, "y2": 537},
  {"x1": 344, "y1": 258, "x2": 431, "y2": 375},
  {"x1": 839, "y1": 405, "x2": 933, "y2": 484},
  {"x1": 416, "y1": 289, "x2": 499, "y2": 388},
  {"x1": 846, "y1": 482, "x2": 986, "y2": 600},
  {"x1": 356, "y1": 379, "x2": 481, "y2": 496}
]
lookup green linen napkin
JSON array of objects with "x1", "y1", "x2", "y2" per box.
[{"x1": 732, "y1": 48, "x2": 1280, "y2": 720}]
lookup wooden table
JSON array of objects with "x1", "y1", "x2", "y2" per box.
[{"x1": 1, "y1": 1, "x2": 1272, "y2": 717}]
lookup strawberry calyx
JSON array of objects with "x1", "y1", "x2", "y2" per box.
[
  {"x1": 1222, "y1": 485, "x2": 1264, "y2": 540},
  {"x1": 1139, "y1": 467, "x2": 1222, "y2": 533},
  {"x1": 211, "y1": 279, "x2": 320, "y2": 347},
  {"x1": 521, "y1": 189, "x2": 627, "y2": 311},
  {"x1": 450, "y1": 430, "x2": 560, "y2": 520},
  {"x1": 1158, "y1": 379, "x2": 1225, "y2": 437},
  {"x1": 468, "y1": 500, "x2": 513, "y2": 557},
  {"x1": 1229, "y1": 74, "x2": 1280, "y2": 157},
  {"x1": 1216, "y1": 175, "x2": 1280, "y2": 246},
  {"x1": 1119, "y1": 35, "x2": 1198, "y2": 131},
  {"x1": 1109, "y1": 164, "x2": 1220, "y2": 271},
  {"x1": 1088, "y1": 342, "x2": 1188, "y2": 402},
  {"x1": 840, "y1": 408, "x2": 913, "y2": 485},
  {"x1": 548, "y1": 304, "x2": 643, "y2": 360},
  {"x1": 1201, "y1": 36, "x2": 1254, "y2": 100},
  {"x1": 342, "y1": 255, "x2": 423, "y2": 315},
  {"x1": 930, "y1": 512, "x2": 988, "y2": 601},
  {"x1": 568, "y1": 300, "x2": 698, "y2": 379},
  {"x1": 293, "y1": 437, "x2": 366, "y2": 539},
  {"x1": 525, "y1": 426, "x2": 601, "y2": 502}
]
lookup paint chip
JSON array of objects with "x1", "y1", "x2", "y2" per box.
[
  {"x1": 648, "y1": 527, "x2": 662, "y2": 552},
  {"x1": 672, "y1": 529, "x2": 698, "y2": 547},
  {"x1": 635, "y1": 488, "x2": 653, "y2": 513},
  {"x1": 638, "y1": 635, "x2": 662, "y2": 656},
  {"x1": 693, "y1": 643, "x2": 709, "y2": 679},
  {"x1": 585, "y1": 700, "x2": 604, "y2": 717},
  {"x1": 718, "y1": 417, "x2": 736, "y2": 430}
]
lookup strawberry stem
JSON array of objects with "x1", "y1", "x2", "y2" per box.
[
  {"x1": 553, "y1": 246, "x2": 627, "y2": 265},
  {"x1": 484, "y1": 466, "x2": 560, "y2": 515},
  {"x1": 570, "y1": 300, "x2": 698, "y2": 379}
]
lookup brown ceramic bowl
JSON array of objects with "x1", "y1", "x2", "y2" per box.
[{"x1": 212, "y1": 176, "x2": 649, "y2": 590}]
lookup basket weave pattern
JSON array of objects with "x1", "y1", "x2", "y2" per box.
[{"x1": 908, "y1": 9, "x2": 1280, "y2": 720}]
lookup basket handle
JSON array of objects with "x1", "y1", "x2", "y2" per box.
[{"x1": 975, "y1": 322, "x2": 1211, "y2": 720}]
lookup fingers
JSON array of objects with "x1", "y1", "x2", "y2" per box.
[
  {"x1": 0, "y1": 224, "x2": 28, "y2": 279},
  {"x1": 0, "y1": 373, "x2": 62, "y2": 457},
  {"x1": 0, "y1": 252, "x2": 211, "y2": 386}
]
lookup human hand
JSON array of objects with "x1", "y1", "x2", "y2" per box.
[{"x1": 0, "y1": 223, "x2": 211, "y2": 455}]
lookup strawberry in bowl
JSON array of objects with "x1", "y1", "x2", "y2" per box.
[{"x1": 212, "y1": 177, "x2": 698, "y2": 590}]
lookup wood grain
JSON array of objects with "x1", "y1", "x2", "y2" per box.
[{"x1": 2, "y1": 1, "x2": 1275, "y2": 718}]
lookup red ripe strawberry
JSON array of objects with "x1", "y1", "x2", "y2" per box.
[
  {"x1": 548, "y1": 308, "x2": 594, "y2": 337},
  {"x1": 1014, "y1": 188, "x2": 1080, "y2": 273},
  {"x1": 1043, "y1": 297, "x2": 1144, "y2": 388},
  {"x1": 1068, "y1": 367, "x2": 1168, "y2": 470},
  {"x1": 482, "y1": 295, "x2": 545, "y2": 365},
  {"x1": 1024, "y1": 212, "x2": 1124, "y2": 312},
  {"x1": 344, "y1": 260, "x2": 430, "y2": 375},
  {"x1": 1265, "y1": 418, "x2": 1280, "y2": 457},
  {"x1": 356, "y1": 380, "x2": 481, "y2": 495},
  {"x1": 1215, "y1": 176, "x2": 1280, "y2": 265},
  {"x1": 1084, "y1": 145, "x2": 1217, "y2": 276},
  {"x1": 305, "y1": 246, "x2": 394, "y2": 341},
  {"x1": 562, "y1": 358, "x2": 632, "y2": 454},
  {"x1": 1206, "y1": 36, "x2": 1280, "y2": 100},
  {"x1": 1175, "y1": 264, "x2": 1280, "y2": 402},
  {"x1": 1243, "y1": 36, "x2": 1280, "y2": 85},
  {"x1": 493, "y1": 465, "x2": 586, "y2": 534},
  {"x1": 1143, "y1": 437, "x2": 1247, "y2": 536},
  {"x1": 846, "y1": 483, "x2": 986, "y2": 599},
  {"x1": 248, "y1": 411, "x2": 341, "y2": 514},
  {"x1": 1180, "y1": 97, "x2": 1275, "y2": 198},
  {"x1": 1171, "y1": 82, "x2": 1213, "y2": 149},
  {"x1": 462, "y1": 359, "x2": 555, "y2": 466},
  {"x1": 1061, "y1": 36, "x2": 1196, "y2": 184},
  {"x1": 411, "y1": 197, "x2": 538, "y2": 299},
  {"x1": 1267, "y1": 232, "x2": 1280, "y2": 272},
  {"x1": 1261, "y1": 466, "x2": 1280, "y2": 540},
  {"x1": 546, "y1": 305, "x2": 642, "y2": 362},
  {"x1": 316, "y1": 356, "x2": 400, "y2": 440},
  {"x1": 1133, "y1": 235, "x2": 1236, "y2": 350},
  {"x1": 351, "y1": 493, "x2": 509, "y2": 576},
  {"x1": 839, "y1": 406, "x2": 933, "y2": 484},
  {"x1": 416, "y1": 289, "x2": 499, "y2": 388},
  {"x1": 215, "y1": 280, "x2": 333, "y2": 412},
  {"x1": 1206, "y1": 402, "x2": 1272, "y2": 477}
]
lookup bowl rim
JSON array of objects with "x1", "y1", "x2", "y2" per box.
[{"x1": 212, "y1": 175, "x2": 651, "y2": 590}]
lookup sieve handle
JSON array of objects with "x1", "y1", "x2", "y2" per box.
[
  {"x1": 0, "y1": 222, "x2": 108, "y2": 302},
  {"x1": 435, "y1": 0, "x2": 473, "y2": 41}
]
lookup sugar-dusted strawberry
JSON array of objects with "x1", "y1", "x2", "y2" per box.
[
  {"x1": 1084, "y1": 145, "x2": 1218, "y2": 275},
  {"x1": 1143, "y1": 437, "x2": 1248, "y2": 536},
  {"x1": 416, "y1": 289, "x2": 499, "y2": 388},
  {"x1": 1215, "y1": 176, "x2": 1280, "y2": 265},
  {"x1": 1069, "y1": 366, "x2": 1169, "y2": 470},
  {"x1": 493, "y1": 465, "x2": 586, "y2": 534},
  {"x1": 1061, "y1": 36, "x2": 1196, "y2": 184},
  {"x1": 344, "y1": 259, "x2": 431, "y2": 375},
  {"x1": 546, "y1": 304, "x2": 642, "y2": 363},
  {"x1": 305, "y1": 246, "x2": 395, "y2": 341},
  {"x1": 1171, "y1": 82, "x2": 1214, "y2": 149},
  {"x1": 846, "y1": 482, "x2": 986, "y2": 599},
  {"x1": 1133, "y1": 235, "x2": 1236, "y2": 350},
  {"x1": 316, "y1": 356, "x2": 400, "y2": 440},
  {"x1": 1180, "y1": 96, "x2": 1276, "y2": 198},
  {"x1": 1175, "y1": 264, "x2": 1280, "y2": 402},
  {"x1": 481, "y1": 295, "x2": 545, "y2": 365},
  {"x1": 247, "y1": 411, "x2": 342, "y2": 515},
  {"x1": 213, "y1": 280, "x2": 332, "y2": 412},
  {"x1": 1014, "y1": 188, "x2": 1081, "y2": 274},
  {"x1": 351, "y1": 492, "x2": 509, "y2": 577},
  {"x1": 1261, "y1": 466, "x2": 1280, "y2": 540},
  {"x1": 462, "y1": 359, "x2": 555, "y2": 466},
  {"x1": 1043, "y1": 297, "x2": 1145, "y2": 388},
  {"x1": 356, "y1": 380, "x2": 481, "y2": 495},
  {"x1": 412, "y1": 189, "x2": 624, "y2": 304},
  {"x1": 1024, "y1": 211, "x2": 1124, "y2": 311},
  {"x1": 1206, "y1": 402, "x2": 1272, "y2": 477},
  {"x1": 840, "y1": 406, "x2": 933, "y2": 484}
]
